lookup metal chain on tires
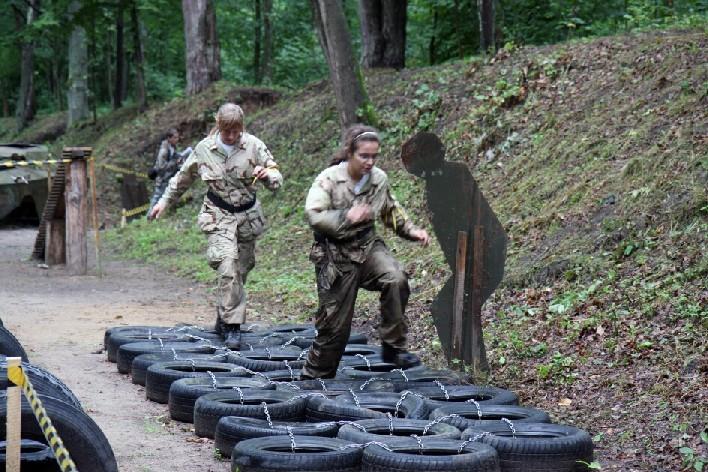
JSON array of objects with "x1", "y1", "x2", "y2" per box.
[
  {"x1": 348, "y1": 388, "x2": 361, "y2": 407},
  {"x1": 391, "y1": 368, "x2": 408, "y2": 381},
  {"x1": 411, "y1": 434, "x2": 424, "y2": 454},
  {"x1": 207, "y1": 371, "x2": 218, "y2": 389},
  {"x1": 501, "y1": 417, "x2": 516, "y2": 438},
  {"x1": 456, "y1": 432, "x2": 492, "y2": 453},
  {"x1": 386, "y1": 412, "x2": 394, "y2": 435},
  {"x1": 360, "y1": 377, "x2": 388, "y2": 390},
  {"x1": 355, "y1": 354, "x2": 372, "y2": 370},
  {"x1": 422, "y1": 413, "x2": 461, "y2": 436},
  {"x1": 286, "y1": 426, "x2": 297, "y2": 452},
  {"x1": 433, "y1": 380, "x2": 450, "y2": 400},
  {"x1": 466, "y1": 398, "x2": 483, "y2": 419},
  {"x1": 261, "y1": 402, "x2": 273, "y2": 428}
]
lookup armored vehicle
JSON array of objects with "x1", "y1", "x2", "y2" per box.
[{"x1": 0, "y1": 144, "x2": 49, "y2": 223}]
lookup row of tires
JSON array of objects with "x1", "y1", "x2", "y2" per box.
[
  {"x1": 106, "y1": 323, "x2": 596, "y2": 472},
  {"x1": 0, "y1": 322, "x2": 118, "y2": 471}
]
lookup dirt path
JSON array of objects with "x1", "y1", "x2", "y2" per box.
[{"x1": 0, "y1": 227, "x2": 230, "y2": 472}]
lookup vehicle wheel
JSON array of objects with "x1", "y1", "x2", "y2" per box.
[
  {"x1": 0, "y1": 326, "x2": 29, "y2": 362},
  {"x1": 429, "y1": 404, "x2": 551, "y2": 430},
  {"x1": 338, "y1": 418, "x2": 461, "y2": 444},
  {"x1": 194, "y1": 390, "x2": 304, "y2": 438},
  {"x1": 232, "y1": 436, "x2": 362, "y2": 472},
  {"x1": 0, "y1": 359, "x2": 81, "y2": 410},
  {"x1": 131, "y1": 352, "x2": 227, "y2": 386},
  {"x1": 306, "y1": 392, "x2": 428, "y2": 422},
  {"x1": 0, "y1": 393, "x2": 118, "y2": 472},
  {"x1": 407, "y1": 385, "x2": 519, "y2": 408},
  {"x1": 145, "y1": 361, "x2": 250, "y2": 404},
  {"x1": 168, "y1": 376, "x2": 273, "y2": 422},
  {"x1": 462, "y1": 422, "x2": 594, "y2": 471},
  {"x1": 215, "y1": 417, "x2": 338, "y2": 457},
  {"x1": 0, "y1": 439, "x2": 60, "y2": 471},
  {"x1": 116, "y1": 341, "x2": 222, "y2": 374},
  {"x1": 361, "y1": 437, "x2": 500, "y2": 472}
]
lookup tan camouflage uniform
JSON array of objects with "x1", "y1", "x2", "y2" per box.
[
  {"x1": 159, "y1": 132, "x2": 282, "y2": 325},
  {"x1": 301, "y1": 162, "x2": 421, "y2": 379}
]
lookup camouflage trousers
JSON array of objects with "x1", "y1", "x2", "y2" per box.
[{"x1": 301, "y1": 241, "x2": 410, "y2": 379}]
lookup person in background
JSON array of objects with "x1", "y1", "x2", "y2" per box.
[
  {"x1": 147, "y1": 128, "x2": 192, "y2": 215},
  {"x1": 148, "y1": 104, "x2": 282, "y2": 349},
  {"x1": 300, "y1": 124, "x2": 430, "y2": 380}
]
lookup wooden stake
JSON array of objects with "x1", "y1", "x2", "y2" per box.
[
  {"x1": 5, "y1": 357, "x2": 22, "y2": 472},
  {"x1": 64, "y1": 148, "x2": 89, "y2": 275},
  {"x1": 470, "y1": 191, "x2": 490, "y2": 377},
  {"x1": 88, "y1": 156, "x2": 102, "y2": 276},
  {"x1": 451, "y1": 231, "x2": 468, "y2": 363}
]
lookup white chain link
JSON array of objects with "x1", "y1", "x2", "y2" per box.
[
  {"x1": 411, "y1": 434, "x2": 424, "y2": 454},
  {"x1": 501, "y1": 417, "x2": 516, "y2": 438},
  {"x1": 391, "y1": 368, "x2": 408, "y2": 381},
  {"x1": 171, "y1": 348, "x2": 179, "y2": 360},
  {"x1": 286, "y1": 425, "x2": 296, "y2": 452},
  {"x1": 233, "y1": 386, "x2": 244, "y2": 404},
  {"x1": 386, "y1": 412, "x2": 394, "y2": 435},
  {"x1": 337, "y1": 420, "x2": 367, "y2": 432},
  {"x1": 262, "y1": 402, "x2": 273, "y2": 428},
  {"x1": 348, "y1": 388, "x2": 361, "y2": 407},
  {"x1": 433, "y1": 380, "x2": 450, "y2": 400},
  {"x1": 188, "y1": 358, "x2": 196, "y2": 371},
  {"x1": 157, "y1": 337, "x2": 164, "y2": 348},
  {"x1": 457, "y1": 432, "x2": 492, "y2": 453},
  {"x1": 422, "y1": 414, "x2": 461, "y2": 435},
  {"x1": 466, "y1": 398, "x2": 483, "y2": 420},
  {"x1": 359, "y1": 377, "x2": 387, "y2": 390},
  {"x1": 317, "y1": 378, "x2": 327, "y2": 391},
  {"x1": 297, "y1": 349, "x2": 309, "y2": 361},
  {"x1": 339, "y1": 441, "x2": 392, "y2": 452},
  {"x1": 355, "y1": 354, "x2": 372, "y2": 370},
  {"x1": 207, "y1": 370, "x2": 218, "y2": 389},
  {"x1": 147, "y1": 329, "x2": 153, "y2": 340},
  {"x1": 284, "y1": 360, "x2": 294, "y2": 379}
]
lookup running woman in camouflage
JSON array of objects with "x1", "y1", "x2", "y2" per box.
[
  {"x1": 149, "y1": 103, "x2": 283, "y2": 349},
  {"x1": 301, "y1": 124, "x2": 430, "y2": 379}
]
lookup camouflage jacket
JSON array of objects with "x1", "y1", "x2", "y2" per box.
[
  {"x1": 154, "y1": 140, "x2": 179, "y2": 185},
  {"x1": 159, "y1": 132, "x2": 282, "y2": 209},
  {"x1": 305, "y1": 162, "x2": 419, "y2": 264}
]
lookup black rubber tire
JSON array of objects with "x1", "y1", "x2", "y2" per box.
[
  {"x1": 276, "y1": 379, "x2": 395, "y2": 395},
  {"x1": 306, "y1": 392, "x2": 428, "y2": 422},
  {"x1": 338, "y1": 418, "x2": 462, "y2": 444},
  {"x1": 264, "y1": 368, "x2": 303, "y2": 382},
  {"x1": 168, "y1": 376, "x2": 274, "y2": 422},
  {"x1": 227, "y1": 348, "x2": 307, "y2": 372},
  {"x1": 0, "y1": 326, "x2": 29, "y2": 362},
  {"x1": 232, "y1": 436, "x2": 362, "y2": 472},
  {"x1": 215, "y1": 417, "x2": 339, "y2": 456},
  {"x1": 0, "y1": 359, "x2": 82, "y2": 410},
  {"x1": 194, "y1": 390, "x2": 305, "y2": 438},
  {"x1": 407, "y1": 385, "x2": 519, "y2": 408},
  {"x1": 116, "y1": 341, "x2": 223, "y2": 374},
  {"x1": 338, "y1": 364, "x2": 428, "y2": 380},
  {"x1": 103, "y1": 325, "x2": 171, "y2": 350},
  {"x1": 361, "y1": 437, "x2": 500, "y2": 472},
  {"x1": 343, "y1": 344, "x2": 382, "y2": 356},
  {"x1": 383, "y1": 369, "x2": 467, "y2": 386},
  {"x1": 390, "y1": 378, "x2": 466, "y2": 392},
  {"x1": 239, "y1": 333, "x2": 291, "y2": 350},
  {"x1": 145, "y1": 361, "x2": 251, "y2": 404},
  {"x1": 462, "y1": 422, "x2": 594, "y2": 471},
  {"x1": 0, "y1": 439, "x2": 60, "y2": 471},
  {"x1": 131, "y1": 352, "x2": 226, "y2": 386},
  {"x1": 0, "y1": 393, "x2": 118, "y2": 472},
  {"x1": 429, "y1": 404, "x2": 551, "y2": 430},
  {"x1": 292, "y1": 331, "x2": 367, "y2": 349},
  {"x1": 106, "y1": 331, "x2": 188, "y2": 362}
]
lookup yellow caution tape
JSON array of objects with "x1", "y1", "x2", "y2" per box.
[
  {"x1": 7, "y1": 365, "x2": 79, "y2": 472},
  {"x1": 0, "y1": 159, "x2": 72, "y2": 168},
  {"x1": 122, "y1": 203, "x2": 150, "y2": 218},
  {"x1": 97, "y1": 163, "x2": 149, "y2": 179}
]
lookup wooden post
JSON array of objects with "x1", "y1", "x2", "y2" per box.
[
  {"x1": 470, "y1": 192, "x2": 490, "y2": 377},
  {"x1": 88, "y1": 156, "x2": 102, "y2": 276},
  {"x1": 5, "y1": 357, "x2": 22, "y2": 472},
  {"x1": 451, "y1": 231, "x2": 468, "y2": 363},
  {"x1": 45, "y1": 219, "x2": 66, "y2": 265},
  {"x1": 64, "y1": 147, "x2": 90, "y2": 275}
]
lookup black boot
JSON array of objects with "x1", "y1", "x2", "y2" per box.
[
  {"x1": 382, "y1": 342, "x2": 421, "y2": 369},
  {"x1": 225, "y1": 324, "x2": 242, "y2": 350},
  {"x1": 214, "y1": 307, "x2": 224, "y2": 336}
]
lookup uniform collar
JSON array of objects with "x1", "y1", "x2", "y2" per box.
[
  {"x1": 335, "y1": 162, "x2": 377, "y2": 193},
  {"x1": 208, "y1": 132, "x2": 247, "y2": 156}
]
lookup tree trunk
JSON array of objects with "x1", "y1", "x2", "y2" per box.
[
  {"x1": 67, "y1": 0, "x2": 89, "y2": 127},
  {"x1": 254, "y1": 0, "x2": 262, "y2": 83},
  {"x1": 429, "y1": 6, "x2": 437, "y2": 64},
  {"x1": 205, "y1": 0, "x2": 221, "y2": 83},
  {"x1": 15, "y1": 0, "x2": 39, "y2": 132},
  {"x1": 130, "y1": 0, "x2": 147, "y2": 112},
  {"x1": 478, "y1": 0, "x2": 495, "y2": 53},
  {"x1": 311, "y1": 0, "x2": 368, "y2": 132},
  {"x1": 114, "y1": 0, "x2": 125, "y2": 109},
  {"x1": 381, "y1": 0, "x2": 406, "y2": 69},
  {"x1": 183, "y1": 0, "x2": 217, "y2": 95},
  {"x1": 262, "y1": 0, "x2": 273, "y2": 83},
  {"x1": 358, "y1": 0, "x2": 406, "y2": 69}
]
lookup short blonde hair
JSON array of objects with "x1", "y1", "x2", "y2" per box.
[{"x1": 215, "y1": 103, "x2": 244, "y2": 131}]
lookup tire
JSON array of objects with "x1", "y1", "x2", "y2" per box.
[
  {"x1": 0, "y1": 359, "x2": 82, "y2": 410},
  {"x1": 103, "y1": 325, "x2": 172, "y2": 350},
  {"x1": 386, "y1": 370, "x2": 468, "y2": 388},
  {"x1": 306, "y1": 392, "x2": 428, "y2": 422},
  {"x1": 215, "y1": 417, "x2": 339, "y2": 457},
  {"x1": 239, "y1": 333, "x2": 292, "y2": 351},
  {"x1": 0, "y1": 439, "x2": 60, "y2": 471},
  {"x1": 0, "y1": 393, "x2": 118, "y2": 472},
  {"x1": 232, "y1": 436, "x2": 362, "y2": 472},
  {"x1": 131, "y1": 352, "x2": 226, "y2": 386},
  {"x1": 407, "y1": 385, "x2": 519, "y2": 409},
  {"x1": 390, "y1": 378, "x2": 467, "y2": 393},
  {"x1": 338, "y1": 364, "x2": 428, "y2": 380},
  {"x1": 227, "y1": 348, "x2": 307, "y2": 372},
  {"x1": 343, "y1": 344, "x2": 381, "y2": 357},
  {"x1": 0, "y1": 326, "x2": 29, "y2": 362},
  {"x1": 168, "y1": 376, "x2": 274, "y2": 422},
  {"x1": 116, "y1": 341, "x2": 223, "y2": 374},
  {"x1": 361, "y1": 437, "x2": 500, "y2": 472},
  {"x1": 145, "y1": 361, "x2": 251, "y2": 404},
  {"x1": 429, "y1": 405, "x2": 551, "y2": 430},
  {"x1": 462, "y1": 422, "x2": 594, "y2": 471},
  {"x1": 292, "y1": 331, "x2": 368, "y2": 350},
  {"x1": 338, "y1": 418, "x2": 462, "y2": 444},
  {"x1": 106, "y1": 331, "x2": 188, "y2": 362},
  {"x1": 194, "y1": 390, "x2": 305, "y2": 438},
  {"x1": 276, "y1": 379, "x2": 395, "y2": 395},
  {"x1": 264, "y1": 369, "x2": 303, "y2": 382}
]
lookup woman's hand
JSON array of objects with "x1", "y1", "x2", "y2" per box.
[
  {"x1": 148, "y1": 201, "x2": 167, "y2": 220},
  {"x1": 346, "y1": 204, "x2": 372, "y2": 224},
  {"x1": 410, "y1": 228, "x2": 431, "y2": 246},
  {"x1": 252, "y1": 165, "x2": 270, "y2": 181}
]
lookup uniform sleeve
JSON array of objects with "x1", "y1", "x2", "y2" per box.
[
  {"x1": 154, "y1": 143, "x2": 169, "y2": 171},
  {"x1": 304, "y1": 176, "x2": 348, "y2": 237},
  {"x1": 158, "y1": 148, "x2": 199, "y2": 207},
  {"x1": 379, "y1": 183, "x2": 420, "y2": 241},
  {"x1": 255, "y1": 140, "x2": 282, "y2": 191}
]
